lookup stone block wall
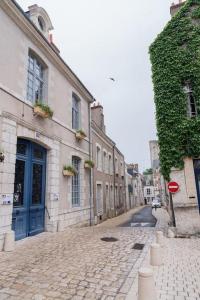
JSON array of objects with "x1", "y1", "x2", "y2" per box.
[{"x1": 170, "y1": 158, "x2": 200, "y2": 235}]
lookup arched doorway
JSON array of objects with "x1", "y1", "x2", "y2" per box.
[{"x1": 12, "y1": 138, "x2": 46, "y2": 240}]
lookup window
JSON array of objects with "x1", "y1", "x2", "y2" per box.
[
  {"x1": 103, "y1": 151, "x2": 107, "y2": 172},
  {"x1": 72, "y1": 94, "x2": 80, "y2": 130},
  {"x1": 119, "y1": 186, "x2": 122, "y2": 205},
  {"x1": 72, "y1": 157, "x2": 81, "y2": 206},
  {"x1": 147, "y1": 188, "x2": 151, "y2": 195},
  {"x1": 108, "y1": 154, "x2": 112, "y2": 175},
  {"x1": 96, "y1": 146, "x2": 101, "y2": 170},
  {"x1": 120, "y1": 161, "x2": 124, "y2": 177},
  {"x1": 27, "y1": 52, "x2": 45, "y2": 103},
  {"x1": 183, "y1": 83, "x2": 197, "y2": 118},
  {"x1": 115, "y1": 157, "x2": 119, "y2": 175},
  {"x1": 38, "y1": 16, "x2": 45, "y2": 31},
  {"x1": 96, "y1": 184, "x2": 103, "y2": 215},
  {"x1": 115, "y1": 186, "x2": 119, "y2": 206},
  {"x1": 110, "y1": 185, "x2": 114, "y2": 209}
]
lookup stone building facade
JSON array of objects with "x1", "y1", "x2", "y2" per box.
[
  {"x1": 126, "y1": 164, "x2": 144, "y2": 207},
  {"x1": 91, "y1": 103, "x2": 126, "y2": 223},
  {"x1": 149, "y1": 140, "x2": 165, "y2": 202},
  {"x1": 150, "y1": 0, "x2": 200, "y2": 235},
  {"x1": 0, "y1": 1, "x2": 94, "y2": 247}
]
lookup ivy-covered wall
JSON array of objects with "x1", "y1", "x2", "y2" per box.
[{"x1": 150, "y1": 0, "x2": 200, "y2": 180}]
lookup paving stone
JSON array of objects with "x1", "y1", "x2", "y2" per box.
[{"x1": 0, "y1": 208, "x2": 172, "y2": 299}]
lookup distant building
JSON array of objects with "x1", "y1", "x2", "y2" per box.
[
  {"x1": 91, "y1": 103, "x2": 126, "y2": 223},
  {"x1": 143, "y1": 172, "x2": 155, "y2": 204},
  {"x1": 127, "y1": 164, "x2": 144, "y2": 207},
  {"x1": 149, "y1": 140, "x2": 165, "y2": 202}
]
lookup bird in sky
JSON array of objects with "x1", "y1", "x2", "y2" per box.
[{"x1": 109, "y1": 77, "x2": 115, "y2": 82}]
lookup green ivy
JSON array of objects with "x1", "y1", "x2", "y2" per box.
[{"x1": 149, "y1": 0, "x2": 200, "y2": 180}]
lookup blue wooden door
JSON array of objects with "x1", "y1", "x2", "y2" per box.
[
  {"x1": 193, "y1": 160, "x2": 200, "y2": 213},
  {"x1": 12, "y1": 139, "x2": 46, "y2": 240}
]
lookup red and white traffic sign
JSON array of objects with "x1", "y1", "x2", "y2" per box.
[{"x1": 168, "y1": 182, "x2": 179, "y2": 193}]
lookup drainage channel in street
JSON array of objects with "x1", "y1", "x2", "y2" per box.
[{"x1": 101, "y1": 237, "x2": 118, "y2": 242}]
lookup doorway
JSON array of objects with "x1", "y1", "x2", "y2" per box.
[
  {"x1": 193, "y1": 159, "x2": 200, "y2": 212},
  {"x1": 12, "y1": 138, "x2": 46, "y2": 240}
]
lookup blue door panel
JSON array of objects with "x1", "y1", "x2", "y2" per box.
[
  {"x1": 29, "y1": 207, "x2": 45, "y2": 236},
  {"x1": 12, "y1": 212, "x2": 27, "y2": 241},
  {"x1": 193, "y1": 160, "x2": 200, "y2": 213},
  {"x1": 12, "y1": 139, "x2": 46, "y2": 240}
]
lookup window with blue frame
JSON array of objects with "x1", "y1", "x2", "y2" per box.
[
  {"x1": 72, "y1": 156, "x2": 81, "y2": 206},
  {"x1": 27, "y1": 51, "x2": 45, "y2": 103},
  {"x1": 72, "y1": 93, "x2": 80, "y2": 130}
]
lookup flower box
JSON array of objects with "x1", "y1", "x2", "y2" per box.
[
  {"x1": 34, "y1": 106, "x2": 49, "y2": 118},
  {"x1": 75, "y1": 130, "x2": 87, "y2": 140},
  {"x1": 63, "y1": 170, "x2": 75, "y2": 177},
  {"x1": 84, "y1": 160, "x2": 94, "y2": 169}
]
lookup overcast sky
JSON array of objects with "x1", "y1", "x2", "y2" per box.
[{"x1": 17, "y1": 0, "x2": 173, "y2": 172}]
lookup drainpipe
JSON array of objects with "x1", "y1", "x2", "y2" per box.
[
  {"x1": 88, "y1": 102, "x2": 93, "y2": 226},
  {"x1": 112, "y1": 145, "x2": 116, "y2": 216}
]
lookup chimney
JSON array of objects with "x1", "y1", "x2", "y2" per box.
[
  {"x1": 170, "y1": 0, "x2": 186, "y2": 17},
  {"x1": 49, "y1": 34, "x2": 60, "y2": 54}
]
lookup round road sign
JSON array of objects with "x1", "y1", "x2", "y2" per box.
[{"x1": 168, "y1": 182, "x2": 179, "y2": 193}]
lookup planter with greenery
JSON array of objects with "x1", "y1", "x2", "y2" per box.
[
  {"x1": 84, "y1": 160, "x2": 95, "y2": 169},
  {"x1": 33, "y1": 101, "x2": 53, "y2": 118},
  {"x1": 75, "y1": 129, "x2": 87, "y2": 140},
  {"x1": 63, "y1": 165, "x2": 77, "y2": 177}
]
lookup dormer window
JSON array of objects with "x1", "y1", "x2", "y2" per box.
[
  {"x1": 183, "y1": 83, "x2": 197, "y2": 118},
  {"x1": 38, "y1": 16, "x2": 45, "y2": 32},
  {"x1": 27, "y1": 5, "x2": 54, "y2": 39}
]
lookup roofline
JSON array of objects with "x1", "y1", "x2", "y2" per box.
[
  {"x1": 11, "y1": 0, "x2": 95, "y2": 102},
  {"x1": 91, "y1": 120, "x2": 116, "y2": 146}
]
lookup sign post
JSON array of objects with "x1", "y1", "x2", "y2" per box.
[{"x1": 168, "y1": 182, "x2": 179, "y2": 227}]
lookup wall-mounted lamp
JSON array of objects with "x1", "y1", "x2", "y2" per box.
[{"x1": 0, "y1": 151, "x2": 5, "y2": 163}]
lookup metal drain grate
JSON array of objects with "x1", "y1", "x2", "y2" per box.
[
  {"x1": 132, "y1": 243, "x2": 145, "y2": 250},
  {"x1": 101, "y1": 237, "x2": 118, "y2": 242}
]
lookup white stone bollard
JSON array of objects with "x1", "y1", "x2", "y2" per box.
[
  {"x1": 57, "y1": 220, "x2": 65, "y2": 232},
  {"x1": 138, "y1": 268, "x2": 157, "y2": 300},
  {"x1": 156, "y1": 231, "x2": 165, "y2": 247},
  {"x1": 150, "y1": 243, "x2": 163, "y2": 266},
  {"x1": 168, "y1": 228, "x2": 175, "y2": 238},
  {"x1": 4, "y1": 231, "x2": 15, "y2": 252}
]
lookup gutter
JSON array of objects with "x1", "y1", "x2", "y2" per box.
[
  {"x1": 113, "y1": 145, "x2": 116, "y2": 216},
  {"x1": 88, "y1": 102, "x2": 93, "y2": 226}
]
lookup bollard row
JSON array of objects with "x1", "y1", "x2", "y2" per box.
[{"x1": 138, "y1": 231, "x2": 165, "y2": 300}]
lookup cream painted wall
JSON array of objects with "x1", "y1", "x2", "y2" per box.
[{"x1": 0, "y1": 1, "x2": 93, "y2": 239}]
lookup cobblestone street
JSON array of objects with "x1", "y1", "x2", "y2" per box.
[
  {"x1": 0, "y1": 208, "x2": 154, "y2": 300},
  {"x1": 127, "y1": 209, "x2": 200, "y2": 300}
]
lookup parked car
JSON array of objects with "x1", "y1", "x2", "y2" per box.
[{"x1": 152, "y1": 197, "x2": 161, "y2": 208}]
